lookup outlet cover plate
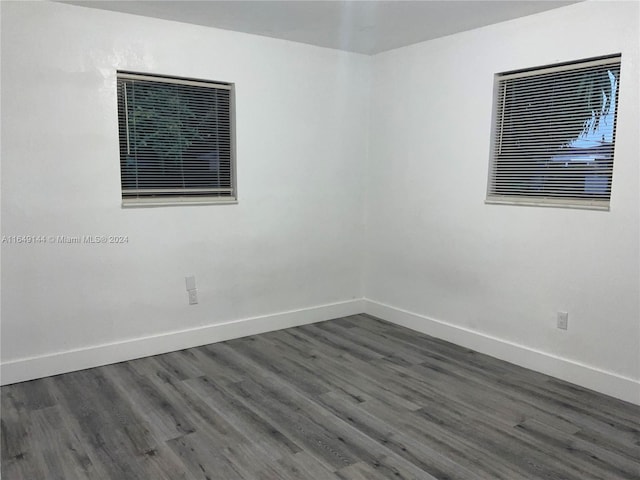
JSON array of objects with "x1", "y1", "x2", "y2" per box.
[
  {"x1": 188, "y1": 289, "x2": 198, "y2": 305},
  {"x1": 557, "y1": 311, "x2": 568, "y2": 330}
]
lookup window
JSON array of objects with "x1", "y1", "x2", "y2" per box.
[
  {"x1": 486, "y1": 55, "x2": 621, "y2": 210},
  {"x1": 117, "y1": 72, "x2": 236, "y2": 206}
]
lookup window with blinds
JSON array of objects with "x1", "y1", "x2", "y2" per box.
[
  {"x1": 117, "y1": 72, "x2": 236, "y2": 206},
  {"x1": 486, "y1": 55, "x2": 621, "y2": 210}
]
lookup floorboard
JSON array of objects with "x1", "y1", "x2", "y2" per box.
[{"x1": 2, "y1": 314, "x2": 639, "y2": 479}]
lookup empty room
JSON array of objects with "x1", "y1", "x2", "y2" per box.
[{"x1": 1, "y1": 0, "x2": 639, "y2": 479}]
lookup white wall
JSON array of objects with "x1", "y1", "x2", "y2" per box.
[
  {"x1": 0, "y1": 1, "x2": 369, "y2": 381},
  {"x1": 366, "y1": 1, "x2": 640, "y2": 403},
  {"x1": 2, "y1": 0, "x2": 638, "y2": 404}
]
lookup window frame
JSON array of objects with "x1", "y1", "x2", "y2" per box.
[
  {"x1": 485, "y1": 55, "x2": 621, "y2": 211},
  {"x1": 116, "y1": 71, "x2": 237, "y2": 208}
]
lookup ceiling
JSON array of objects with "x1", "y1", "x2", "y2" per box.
[{"x1": 62, "y1": 1, "x2": 579, "y2": 55}]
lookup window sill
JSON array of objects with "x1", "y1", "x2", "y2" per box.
[
  {"x1": 122, "y1": 198, "x2": 238, "y2": 208},
  {"x1": 485, "y1": 196, "x2": 610, "y2": 211}
]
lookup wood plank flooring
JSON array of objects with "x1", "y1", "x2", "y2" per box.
[{"x1": 2, "y1": 314, "x2": 639, "y2": 479}]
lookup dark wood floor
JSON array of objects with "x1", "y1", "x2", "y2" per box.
[{"x1": 2, "y1": 314, "x2": 639, "y2": 480}]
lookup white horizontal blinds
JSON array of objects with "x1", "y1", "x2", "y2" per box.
[
  {"x1": 117, "y1": 73, "x2": 234, "y2": 201},
  {"x1": 488, "y1": 56, "x2": 621, "y2": 206}
]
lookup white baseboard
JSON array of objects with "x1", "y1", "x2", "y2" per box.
[
  {"x1": 5, "y1": 297, "x2": 638, "y2": 406},
  {"x1": 364, "y1": 299, "x2": 640, "y2": 406},
  {"x1": 0, "y1": 299, "x2": 364, "y2": 386}
]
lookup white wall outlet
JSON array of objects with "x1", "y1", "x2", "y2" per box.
[
  {"x1": 557, "y1": 311, "x2": 568, "y2": 330},
  {"x1": 188, "y1": 289, "x2": 198, "y2": 305},
  {"x1": 185, "y1": 275, "x2": 196, "y2": 291}
]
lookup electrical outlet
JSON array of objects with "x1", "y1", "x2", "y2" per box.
[
  {"x1": 188, "y1": 289, "x2": 198, "y2": 305},
  {"x1": 557, "y1": 311, "x2": 568, "y2": 330}
]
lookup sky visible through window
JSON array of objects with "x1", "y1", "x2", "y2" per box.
[{"x1": 566, "y1": 69, "x2": 617, "y2": 154}]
